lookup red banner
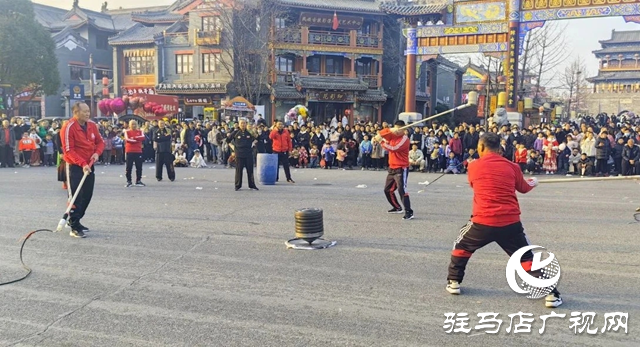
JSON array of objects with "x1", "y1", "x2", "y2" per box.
[
  {"x1": 477, "y1": 95, "x2": 486, "y2": 118},
  {"x1": 133, "y1": 94, "x2": 179, "y2": 120}
]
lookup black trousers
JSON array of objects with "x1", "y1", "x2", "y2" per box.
[
  {"x1": 68, "y1": 164, "x2": 95, "y2": 227},
  {"x1": 235, "y1": 156, "x2": 257, "y2": 189},
  {"x1": 447, "y1": 221, "x2": 556, "y2": 291},
  {"x1": 156, "y1": 152, "x2": 175, "y2": 181},
  {"x1": 125, "y1": 152, "x2": 143, "y2": 183},
  {"x1": 384, "y1": 167, "x2": 412, "y2": 213},
  {"x1": 595, "y1": 158, "x2": 608, "y2": 174},
  {"x1": 274, "y1": 151, "x2": 292, "y2": 181},
  {"x1": 0, "y1": 146, "x2": 14, "y2": 167},
  {"x1": 622, "y1": 160, "x2": 640, "y2": 175}
]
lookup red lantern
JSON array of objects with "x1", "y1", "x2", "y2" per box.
[
  {"x1": 476, "y1": 84, "x2": 484, "y2": 91},
  {"x1": 102, "y1": 77, "x2": 109, "y2": 86},
  {"x1": 344, "y1": 109, "x2": 352, "y2": 116},
  {"x1": 497, "y1": 75, "x2": 507, "y2": 83},
  {"x1": 481, "y1": 74, "x2": 489, "y2": 84},
  {"x1": 143, "y1": 102, "x2": 153, "y2": 113}
]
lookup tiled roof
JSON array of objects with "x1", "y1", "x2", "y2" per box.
[
  {"x1": 109, "y1": 23, "x2": 171, "y2": 45},
  {"x1": 357, "y1": 89, "x2": 387, "y2": 102},
  {"x1": 600, "y1": 30, "x2": 640, "y2": 45},
  {"x1": 593, "y1": 46, "x2": 640, "y2": 55},
  {"x1": 380, "y1": 3, "x2": 448, "y2": 15},
  {"x1": 294, "y1": 75, "x2": 369, "y2": 91},
  {"x1": 587, "y1": 71, "x2": 640, "y2": 82},
  {"x1": 33, "y1": 3, "x2": 136, "y2": 32},
  {"x1": 50, "y1": 26, "x2": 87, "y2": 44},
  {"x1": 271, "y1": 85, "x2": 305, "y2": 99},
  {"x1": 131, "y1": 10, "x2": 184, "y2": 24},
  {"x1": 273, "y1": 0, "x2": 383, "y2": 13}
]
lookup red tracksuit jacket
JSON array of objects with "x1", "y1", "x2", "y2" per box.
[
  {"x1": 467, "y1": 152, "x2": 534, "y2": 227},
  {"x1": 379, "y1": 128, "x2": 409, "y2": 169},
  {"x1": 60, "y1": 119, "x2": 105, "y2": 168}
]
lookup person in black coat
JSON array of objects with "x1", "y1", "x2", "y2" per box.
[
  {"x1": 462, "y1": 127, "x2": 479, "y2": 152},
  {"x1": 622, "y1": 138, "x2": 640, "y2": 175},
  {"x1": 594, "y1": 130, "x2": 611, "y2": 176},
  {"x1": 154, "y1": 120, "x2": 175, "y2": 182},
  {"x1": 231, "y1": 119, "x2": 258, "y2": 191}
]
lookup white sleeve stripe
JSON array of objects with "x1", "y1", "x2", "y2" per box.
[
  {"x1": 64, "y1": 121, "x2": 72, "y2": 153},
  {"x1": 385, "y1": 136, "x2": 408, "y2": 151}
]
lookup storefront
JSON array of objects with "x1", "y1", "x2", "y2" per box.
[
  {"x1": 156, "y1": 83, "x2": 226, "y2": 120},
  {"x1": 221, "y1": 96, "x2": 255, "y2": 123}
]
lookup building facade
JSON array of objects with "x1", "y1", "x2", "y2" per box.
[
  {"x1": 32, "y1": 1, "x2": 136, "y2": 118},
  {"x1": 587, "y1": 30, "x2": 640, "y2": 114},
  {"x1": 109, "y1": 0, "x2": 233, "y2": 119},
  {"x1": 269, "y1": 0, "x2": 387, "y2": 125}
]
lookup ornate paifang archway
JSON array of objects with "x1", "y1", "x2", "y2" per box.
[{"x1": 385, "y1": 0, "x2": 640, "y2": 113}]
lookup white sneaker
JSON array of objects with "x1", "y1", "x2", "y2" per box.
[
  {"x1": 545, "y1": 293, "x2": 563, "y2": 308},
  {"x1": 566, "y1": 174, "x2": 572, "y2": 177},
  {"x1": 446, "y1": 280, "x2": 461, "y2": 295}
]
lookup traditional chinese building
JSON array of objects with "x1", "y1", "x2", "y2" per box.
[
  {"x1": 109, "y1": 0, "x2": 232, "y2": 119},
  {"x1": 32, "y1": 1, "x2": 136, "y2": 117},
  {"x1": 269, "y1": 0, "x2": 387, "y2": 124},
  {"x1": 587, "y1": 30, "x2": 640, "y2": 114}
]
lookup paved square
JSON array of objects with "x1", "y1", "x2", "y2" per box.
[{"x1": 1, "y1": 165, "x2": 638, "y2": 346}]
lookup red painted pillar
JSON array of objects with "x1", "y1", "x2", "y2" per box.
[{"x1": 404, "y1": 25, "x2": 417, "y2": 113}]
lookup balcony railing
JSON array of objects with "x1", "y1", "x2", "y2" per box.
[
  {"x1": 355, "y1": 34, "x2": 380, "y2": 48},
  {"x1": 308, "y1": 30, "x2": 350, "y2": 46},
  {"x1": 276, "y1": 71, "x2": 295, "y2": 85},
  {"x1": 164, "y1": 32, "x2": 189, "y2": 46},
  {"x1": 274, "y1": 29, "x2": 302, "y2": 44},
  {"x1": 359, "y1": 75, "x2": 379, "y2": 88},
  {"x1": 307, "y1": 71, "x2": 351, "y2": 77},
  {"x1": 196, "y1": 29, "x2": 221, "y2": 46}
]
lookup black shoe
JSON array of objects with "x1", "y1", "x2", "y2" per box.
[
  {"x1": 70, "y1": 229, "x2": 86, "y2": 238},
  {"x1": 387, "y1": 208, "x2": 403, "y2": 214},
  {"x1": 287, "y1": 179, "x2": 295, "y2": 184},
  {"x1": 157, "y1": 178, "x2": 162, "y2": 182},
  {"x1": 135, "y1": 181, "x2": 146, "y2": 187},
  {"x1": 250, "y1": 187, "x2": 259, "y2": 191},
  {"x1": 403, "y1": 212, "x2": 414, "y2": 220},
  {"x1": 68, "y1": 221, "x2": 89, "y2": 232},
  {"x1": 126, "y1": 182, "x2": 133, "y2": 187},
  {"x1": 170, "y1": 178, "x2": 175, "y2": 182},
  {"x1": 235, "y1": 187, "x2": 240, "y2": 191}
]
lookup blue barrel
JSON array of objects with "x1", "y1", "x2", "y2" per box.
[{"x1": 257, "y1": 153, "x2": 278, "y2": 185}]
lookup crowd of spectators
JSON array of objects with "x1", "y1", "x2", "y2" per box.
[{"x1": 2, "y1": 112, "x2": 640, "y2": 180}]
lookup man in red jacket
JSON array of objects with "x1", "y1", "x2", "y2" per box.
[
  {"x1": 269, "y1": 120, "x2": 295, "y2": 183},
  {"x1": 377, "y1": 120, "x2": 413, "y2": 220},
  {"x1": 446, "y1": 132, "x2": 562, "y2": 308},
  {"x1": 60, "y1": 102, "x2": 105, "y2": 238},
  {"x1": 124, "y1": 120, "x2": 146, "y2": 187}
]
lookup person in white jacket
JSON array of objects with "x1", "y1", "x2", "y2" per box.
[
  {"x1": 409, "y1": 144, "x2": 425, "y2": 172},
  {"x1": 190, "y1": 149, "x2": 207, "y2": 168},
  {"x1": 580, "y1": 131, "x2": 597, "y2": 163}
]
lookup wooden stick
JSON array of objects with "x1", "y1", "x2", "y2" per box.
[
  {"x1": 539, "y1": 175, "x2": 640, "y2": 184},
  {"x1": 398, "y1": 103, "x2": 474, "y2": 131}
]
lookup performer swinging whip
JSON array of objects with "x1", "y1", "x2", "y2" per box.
[{"x1": 446, "y1": 132, "x2": 563, "y2": 308}]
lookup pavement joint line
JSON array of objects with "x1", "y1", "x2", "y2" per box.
[{"x1": 2, "y1": 235, "x2": 210, "y2": 347}]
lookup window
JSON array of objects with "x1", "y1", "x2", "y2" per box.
[
  {"x1": 355, "y1": 59, "x2": 372, "y2": 76},
  {"x1": 275, "y1": 17, "x2": 286, "y2": 29},
  {"x1": 70, "y1": 66, "x2": 85, "y2": 80},
  {"x1": 276, "y1": 56, "x2": 294, "y2": 72},
  {"x1": 96, "y1": 34, "x2": 109, "y2": 50},
  {"x1": 125, "y1": 56, "x2": 154, "y2": 75},
  {"x1": 325, "y1": 56, "x2": 344, "y2": 75},
  {"x1": 307, "y1": 56, "x2": 320, "y2": 74},
  {"x1": 358, "y1": 23, "x2": 372, "y2": 36},
  {"x1": 202, "y1": 53, "x2": 220, "y2": 73},
  {"x1": 202, "y1": 17, "x2": 220, "y2": 32},
  {"x1": 176, "y1": 54, "x2": 193, "y2": 74}
]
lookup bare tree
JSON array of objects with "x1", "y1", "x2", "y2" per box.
[
  {"x1": 213, "y1": 0, "x2": 285, "y2": 105},
  {"x1": 527, "y1": 22, "x2": 567, "y2": 103},
  {"x1": 559, "y1": 58, "x2": 589, "y2": 115},
  {"x1": 382, "y1": 16, "x2": 406, "y2": 117}
]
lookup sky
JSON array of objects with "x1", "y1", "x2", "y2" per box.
[{"x1": 34, "y1": 0, "x2": 640, "y2": 85}]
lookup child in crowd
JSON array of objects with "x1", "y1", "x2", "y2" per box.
[
  {"x1": 113, "y1": 135, "x2": 124, "y2": 164},
  {"x1": 190, "y1": 149, "x2": 207, "y2": 168},
  {"x1": 526, "y1": 150, "x2": 542, "y2": 174},
  {"x1": 371, "y1": 138, "x2": 383, "y2": 170},
  {"x1": 18, "y1": 132, "x2": 36, "y2": 167},
  {"x1": 29, "y1": 129, "x2": 42, "y2": 166},
  {"x1": 462, "y1": 148, "x2": 479, "y2": 173},
  {"x1": 444, "y1": 151, "x2": 461, "y2": 174},
  {"x1": 289, "y1": 146, "x2": 300, "y2": 168},
  {"x1": 568, "y1": 148, "x2": 581, "y2": 176},
  {"x1": 309, "y1": 145, "x2": 319, "y2": 168},
  {"x1": 336, "y1": 146, "x2": 346, "y2": 169},
  {"x1": 321, "y1": 140, "x2": 335, "y2": 169},
  {"x1": 44, "y1": 134, "x2": 55, "y2": 166},
  {"x1": 514, "y1": 143, "x2": 528, "y2": 173},
  {"x1": 174, "y1": 148, "x2": 188, "y2": 167},
  {"x1": 298, "y1": 145, "x2": 309, "y2": 168},
  {"x1": 578, "y1": 153, "x2": 593, "y2": 177},
  {"x1": 359, "y1": 135, "x2": 372, "y2": 170}
]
